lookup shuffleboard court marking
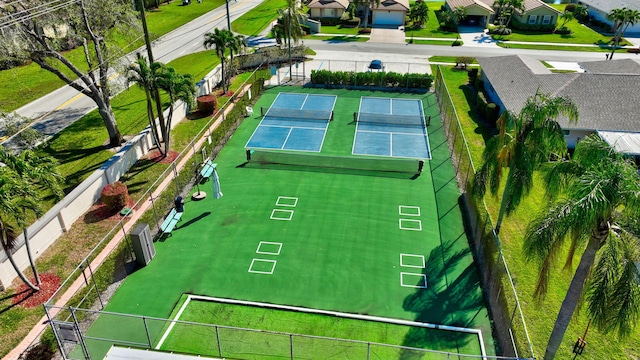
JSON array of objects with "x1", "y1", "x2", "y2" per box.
[
  {"x1": 276, "y1": 196, "x2": 298, "y2": 207},
  {"x1": 158, "y1": 295, "x2": 487, "y2": 359},
  {"x1": 399, "y1": 218, "x2": 422, "y2": 231},
  {"x1": 400, "y1": 254, "x2": 426, "y2": 268},
  {"x1": 400, "y1": 272, "x2": 427, "y2": 288},
  {"x1": 257, "y1": 241, "x2": 283, "y2": 255},
  {"x1": 249, "y1": 259, "x2": 277, "y2": 274},
  {"x1": 399, "y1": 205, "x2": 421, "y2": 216},
  {"x1": 271, "y1": 209, "x2": 294, "y2": 221}
]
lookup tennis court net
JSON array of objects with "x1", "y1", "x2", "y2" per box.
[
  {"x1": 247, "y1": 149, "x2": 423, "y2": 174},
  {"x1": 261, "y1": 107, "x2": 334, "y2": 121},
  {"x1": 356, "y1": 112, "x2": 424, "y2": 126}
]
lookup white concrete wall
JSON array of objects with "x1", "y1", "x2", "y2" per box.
[{"x1": 0, "y1": 76, "x2": 214, "y2": 290}]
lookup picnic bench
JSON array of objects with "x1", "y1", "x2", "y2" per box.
[
  {"x1": 199, "y1": 159, "x2": 215, "y2": 181},
  {"x1": 160, "y1": 208, "x2": 183, "y2": 236}
]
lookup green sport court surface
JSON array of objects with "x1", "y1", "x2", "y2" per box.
[{"x1": 80, "y1": 87, "x2": 495, "y2": 359}]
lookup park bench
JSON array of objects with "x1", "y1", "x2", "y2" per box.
[
  {"x1": 160, "y1": 208, "x2": 183, "y2": 237},
  {"x1": 199, "y1": 159, "x2": 215, "y2": 182}
]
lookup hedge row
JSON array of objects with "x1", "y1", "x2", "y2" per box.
[
  {"x1": 310, "y1": 70, "x2": 433, "y2": 89},
  {"x1": 509, "y1": 19, "x2": 556, "y2": 33}
]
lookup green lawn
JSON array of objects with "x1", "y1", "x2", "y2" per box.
[
  {"x1": 0, "y1": 0, "x2": 224, "y2": 112},
  {"x1": 405, "y1": 2, "x2": 458, "y2": 39},
  {"x1": 315, "y1": 25, "x2": 360, "y2": 35},
  {"x1": 493, "y1": 4, "x2": 628, "y2": 46},
  {"x1": 436, "y1": 65, "x2": 640, "y2": 359},
  {"x1": 411, "y1": 39, "x2": 459, "y2": 45},
  {"x1": 308, "y1": 35, "x2": 369, "y2": 42},
  {"x1": 231, "y1": 0, "x2": 287, "y2": 36}
]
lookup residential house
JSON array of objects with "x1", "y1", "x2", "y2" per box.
[
  {"x1": 575, "y1": 0, "x2": 640, "y2": 34},
  {"x1": 308, "y1": 0, "x2": 349, "y2": 18},
  {"x1": 445, "y1": 0, "x2": 561, "y2": 27},
  {"x1": 371, "y1": 0, "x2": 410, "y2": 26},
  {"x1": 477, "y1": 55, "x2": 640, "y2": 154}
]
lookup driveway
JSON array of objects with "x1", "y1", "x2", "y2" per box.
[
  {"x1": 368, "y1": 27, "x2": 406, "y2": 44},
  {"x1": 458, "y1": 26, "x2": 499, "y2": 48}
]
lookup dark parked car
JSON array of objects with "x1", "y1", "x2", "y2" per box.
[{"x1": 368, "y1": 60, "x2": 384, "y2": 72}]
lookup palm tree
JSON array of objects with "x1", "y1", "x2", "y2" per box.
[
  {"x1": 472, "y1": 91, "x2": 578, "y2": 235},
  {"x1": 523, "y1": 134, "x2": 640, "y2": 359},
  {"x1": 608, "y1": 8, "x2": 640, "y2": 59},
  {"x1": 126, "y1": 53, "x2": 163, "y2": 153},
  {"x1": 203, "y1": 29, "x2": 245, "y2": 93},
  {"x1": 156, "y1": 65, "x2": 197, "y2": 154},
  {"x1": 409, "y1": 0, "x2": 429, "y2": 28},
  {"x1": 277, "y1": 0, "x2": 305, "y2": 81},
  {"x1": 0, "y1": 148, "x2": 64, "y2": 291},
  {"x1": 493, "y1": 0, "x2": 509, "y2": 25}
]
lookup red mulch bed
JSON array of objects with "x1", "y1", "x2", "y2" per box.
[
  {"x1": 13, "y1": 273, "x2": 61, "y2": 308},
  {"x1": 144, "y1": 149, "x2": 179, "y2": 165},
  {"x1": 84, "y1": 198, "x2": 137, "y2": 223}
]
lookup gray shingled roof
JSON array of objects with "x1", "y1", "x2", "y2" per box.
[
  {"x1": 308, "y1": 0, "x2": 349, "y2": 9},
  {"x1": 477, "y1": 55, "x2": 640, "y2": 132},
  {"x1": 577, "y1": 0, "x2": 640, "y2": 13},
  {"x1": 578, "y1": 59, "x2": 640, "y2": 75}
]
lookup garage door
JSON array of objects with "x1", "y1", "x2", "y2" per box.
[{"x1": 372, "y1": 11, "x2": 405, "y2": 26}]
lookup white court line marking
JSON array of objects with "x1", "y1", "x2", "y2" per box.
[
  {"x1": 257, "y1": 241, "x2": 283, "y2": 255},
  {"x1": 248, "y1": 259, "x2": 277, "y2": 274},
  {"x1": 399, "y1": 205, "x2": 421, "y2": 216},
  {"x1": 300, "y1": 94, "x2": 309, "y2": 110},
  {"x1": 400, "y1": 272, "x2": 427, "y2": 288},
  {"x1": 400, "y1": 254, "x2": 426, "y2": 268},
  {"x1": 276, "y1": 196, "x2": 298, "y2": 207},
  {"x1": 399, "y1": 218, "x2": 422, "y2": 231},
  {"x1": 271, "y1": 209, "x2": 294, "y2": 221},
  {"x1": 280, "y1": 128, "x2": 294, "y2": 150}
]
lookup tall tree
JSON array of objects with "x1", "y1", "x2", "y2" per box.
[
  {"x1": 607, "y1": 7, "x2": 640, "y2": 60},
  {"x1": 0, "y1": 148, "x2": 64, "y2": 291},
  {"x1": 0, "y1": 0, "x2": 140, "y2": 147},
  {"x1": 203, "y1": 29, "x2": 245, "y2": 93},
  {"x1": 361, "y1": 0, "x2": 381, "y2": 28},
  {"x1": 558, "y1": 10, "x2": 574, "y2": 29},
  {"x1": 409, "y1": 0, "x2": 429, "y2": 28},
  {"x1": 277, "y1": 0, "x2": 305, "y2": 80},
  {"x1": 503, "y1": 0, "x2": 524, "y2": 27},
  {"x1": 155, "y1": 66, "x2": 196, "y2": 154},
  {"x1": 524, "y1": 134, "x2": 640, "y2": 359},
  {"x1": 493, "y1": 0, "x2": 509, "y2": 25},
  {"x1": 472, "y1": 92, "x2": 578, "y2": 235},
  {"x1": 126, "y1": 54, "x2": 163, "y2": 153}
]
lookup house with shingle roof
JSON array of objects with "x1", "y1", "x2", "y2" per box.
[
  {"x1": 308, "y1": 0, "x2": 350, "y2": 18},
  {"x1": 445, "y1": 0, "x2": 561, "y2": 27},
  {"x1": 577, "y1": 0, "x2": 640, "y2": 34},
  {"x1": 477, "y1": 55, "x2": 640, "y2": 154}
]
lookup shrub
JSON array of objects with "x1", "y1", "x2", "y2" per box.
[
  {"x1": 488, "y1": 25, "x2": 511, "y2": 35},
  {"x1": 554, "y1": 27, "x2": 572, "y2": 35},
  {"x1": 314, "y1": 17, "x2": 341, "y2": 26},
  {"x1": 455, "y1": 56, "x2": 475, "y2": 69},
  {"x1": 510, "y1": 19, "x2": 555, "y2": 33},
  {"x1": 340, "y1": 17, "x2": 360, "y2": 28},
  {"x1": 300, "y1": 24, "x2": 311, "y2": 35},
  {"x1": 476, "y1": 91, "x2": 488, "y2": 114},
  {"x1": 564, "y1": 4, "x2": 576, "y2": 13},
  {"x1": 197, "y1": 95, "x2": 217, "y2": 115},
  {"x1": 451, "y1": 40, "x2": 462, "y2": 46},
  {"x1": 468, "y1": 68, "x2": 479, "y2": 84},
  {"x1": 485, "y1": 103, "x2": 500, "y2": 125},
  {"x1": 101, "y1": 181, "x2": 129, "y2": 212},
  {"x1": 310, "y1": 69, "x2": 433, "y2": 89},
  {"x1": 474, "y1": 78, "x2": 484, "y2": 92}
]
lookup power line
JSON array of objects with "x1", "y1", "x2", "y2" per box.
[{"x1": 0, "y1": 0, "x2": 81, "y2": 30}]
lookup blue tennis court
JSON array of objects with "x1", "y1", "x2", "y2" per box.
[
  {"x1": 353, "y1": 97, "x2": 431, "y2": 159},
  {"x1": 246, "y1": 93, "x2": 337, "y2": 152}
]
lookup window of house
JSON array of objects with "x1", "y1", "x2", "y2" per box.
[
  {"x1": 528, "y1": 15, "x2": 538, "y2": 24},
  {"x1": 542, "y1": 15, "x2": 552, "y2": 25},
  {"x1": 326, "y1": 8, "x2": 335, "y2": 17}
]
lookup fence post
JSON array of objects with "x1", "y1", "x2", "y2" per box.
[
  {"x1": 215, "y1": 325, "x2": 222, "y2": 357},
  {"x1": 85, "y1": 258, "x2": 104, "y2": 309},
  {"x1": 70, "y1": 307, "x2": 91, "y2": 360},
  {"x1": 149, "y1": 193, "x2": 159, "y2": 227},
  {"x1": 289, "y1": 334, "x2": 294, "y2": 360},
  {"x1": 44, "y1": 306, "x2": 66, "y2": 360},
  {"x1": 143, "y1": 316, "x2": 152, "y2": 348},
  {"x1": 172, "y1": 163, "x2": 180, "y2": 195}
]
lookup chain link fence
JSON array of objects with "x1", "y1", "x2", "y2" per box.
[{"x1": 433, "y1": 66, "x2": 535, "y2": 359}]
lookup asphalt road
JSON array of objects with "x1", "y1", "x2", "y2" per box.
[{"x1": 8, "y1": 8, "x2": 640, "y2": 148}]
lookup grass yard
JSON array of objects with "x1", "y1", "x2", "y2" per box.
[
  {"x1": 405, "y1": 2, "x2": 458, "y2": 39},
  {"x1": 436, "y1": 65, "x2": 640, "y2": 359},
  {"x1": 314, "y1": 25, "x2": 361, "y2": 35},
  {"x1": 72, "y1": 86, "x2": 496, "y2": 360},
  {"x1": 0, "y1": 0, "x2": 224, "y2": 112},
  {"x1": 231, "y1": 0, "x2": 287, "y2": 36},
  {"x1": 308, "y1": 35, "x2": 369, "y2": 42}
]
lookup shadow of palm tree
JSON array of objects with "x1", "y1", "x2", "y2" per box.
[{"x1": 399, "y1": 240, "x2": 485, "y2": 358}]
